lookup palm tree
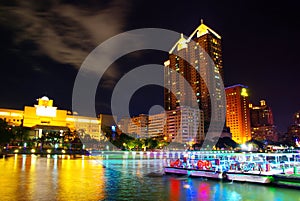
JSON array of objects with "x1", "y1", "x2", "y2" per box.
[
  {"x1": 127, "y1": 140, "x2": 136, "y2": 150},
  {"x1": 12, "y1": 126, "x2": 29, "y2": 144},
  {"x1": 0, "y1": 119, "x2": 13, "y2": 146}
]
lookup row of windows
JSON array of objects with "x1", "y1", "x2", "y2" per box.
[{"x1": 2, "y1": 118, "x2": 21, "y2": 122}]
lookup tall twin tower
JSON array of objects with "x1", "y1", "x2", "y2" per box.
[{"x1": 164, "y1": 20, "x2": 225, "y2": 138}]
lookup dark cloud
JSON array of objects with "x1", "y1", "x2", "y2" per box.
[{"x1": 0, "y1": 0, "x2": 128, "y2": 72}]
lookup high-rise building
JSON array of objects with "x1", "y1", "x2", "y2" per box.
[
  {"x1": 249, "y1": 100, "x2": 274, "y2": 127},
  {"x1": 249, "y1": 100, "x2": 277, "y2": 141},
  {"x1": 225, "y1": 85, "x2": 251, "y2": 144},
  {"x1": 164, "y1": 20, "x2": 224, "y2": 139}
]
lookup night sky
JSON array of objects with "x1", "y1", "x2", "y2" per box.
[{"x1": 0, "y1": 0, "x2": 299, "y2": 133}]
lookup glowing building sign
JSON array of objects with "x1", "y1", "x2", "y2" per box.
[
  {"x1": 241, "y1": 88, "x2": 248, "y2": 97},
  {"x1": 35, "y1": 106, "x2": 57, "y2": 117},
  {"x1": 35, "y1": 96, "x2": 57, "y2": 117}
]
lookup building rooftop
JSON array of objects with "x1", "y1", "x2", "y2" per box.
[
  {"x1": 169, "y1": 20, "x2": 221, "y2": 54},
  {"x1": 225, "y1": 84, "x2": 248, "y2": 89},
  {"x1": 40, "y1": 96, "x2": 49, "y2": 101},
  {"x1": 188, "y1": 19, "x2": 221, "y2": 40}
]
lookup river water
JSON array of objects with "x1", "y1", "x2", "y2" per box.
[{"x1": 0, "y1": 155, "x2": 299, "y2": 201}]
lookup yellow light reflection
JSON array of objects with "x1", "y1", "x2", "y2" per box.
[
  {"x1": 0, "y1": 156, "x2": 106, "y2": 200},
  {"x1": 58, "y1": 158, "x2": 106, "y2": 200}
]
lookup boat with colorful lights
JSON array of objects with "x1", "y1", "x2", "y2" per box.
[
  {"x1": 164, "y1": 158, "x2": 226, "y2": 179},
  {"x1": 225, "y1": 152, "x2": 300, "y2": 184},
  {"x1": 163, "y1": 151, "x2": 300, "y2": 185},
  {"x1": 164, "y1": 152, "x2": 228, "y2": 180}
]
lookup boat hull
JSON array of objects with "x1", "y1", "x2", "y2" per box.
[
  {"x1": 164, "y1": 167, "x2": 189, "y2": 175},
  {"x1": 164, "y1": 167, "x2": 224, "y2": 179},
  {"x1": 190, "y1": 170, "x2": 224, "y2": 179},
  {"x1": 272, "y1": 174, "x2": 300, "y2": 189},
  {"x1": 226, "y1": 172, "x2": 272, "y2": 184}
]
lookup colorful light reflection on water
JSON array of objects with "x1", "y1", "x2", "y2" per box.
[{"x1": 0, "y1": 155, "x2": 299, "y2": 201}]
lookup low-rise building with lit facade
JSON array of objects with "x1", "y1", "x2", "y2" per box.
[
  {"x1": 118, "y1": 106, "x2": 204, "y2": 144},
  {"x1": 127, "y1": 114, "x2": 149, "y2": 138},
  {"x1": 0, "y1": 96, "x2": 113, "y2": 141},
  {"x1": 164, "y1": 106, "x2": 204, "y2": 144},
  {"x1": 0, "y1": 109, "x2": 23, "y2": 126},
  {"x1": 148, "y1": 113, "x2": 167, "y2": 138},
  {"x1": 119, "y1": 113, "x2": 167, "y2": 139}
]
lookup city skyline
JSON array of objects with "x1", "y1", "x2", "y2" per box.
[{"x1": 0, "y1": 1, "x2": 299, "y2": 133}]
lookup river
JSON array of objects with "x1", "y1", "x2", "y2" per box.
[{"x1": 0, "y1": 155, "x2": 299, "y2": 201}]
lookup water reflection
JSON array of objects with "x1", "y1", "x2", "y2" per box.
[
  {"x1": 0, "y1": 155, "x2": 106, "y2": 201},
  {"x1": 169, "y1": 178, "x2": 180, "y2": 201},
  {"x1": 0, "y1": 156, "x2": 300, "y2": 201}
]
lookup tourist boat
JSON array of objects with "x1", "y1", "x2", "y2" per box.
[
  {"x1": 163, "y1": 151, "x2": 300, "y2": 184},
  {"x1": 224, "y1": 152, "x2": 300, "y2": 184},
  {"x1": 164, "y1": 158, "x2": 226, "y2": 180}
]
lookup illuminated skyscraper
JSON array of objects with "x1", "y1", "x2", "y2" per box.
[
  {"x1": 164, "y1": 20, "x2": 224, "y2": 140},
  {"x1": 225, "y1": 85, "x2": 251, "y2": 144}
]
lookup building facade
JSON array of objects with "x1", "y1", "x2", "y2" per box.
[
  {"x1": 127, "y1": 114, "x2": 149, "y2": 138},
  {"x1": 225, "y1": 85, "x2": 251, "y2": 144},
  {"x1": 249, "y1": 100, "x2": 274, "y2": 127},
  {"x1": 286, "y1": 111, "x2": 300, "y2": 145},
  {"x1": 0, "y1": 109, "x2": 23, "y2": 127},
  {"x1": 148, "y1": 113, "x2": 167, "y2": 138},
  {"x1": 165, "y1": 106, "x2": 204, "y2": 143},
  {"x1": 249, "y1": 100, "x2": 277, "y2": 141}
]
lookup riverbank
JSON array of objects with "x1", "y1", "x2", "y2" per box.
[{"x1": 0, "y1": 148, "x2": 90, "y2": 156}]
